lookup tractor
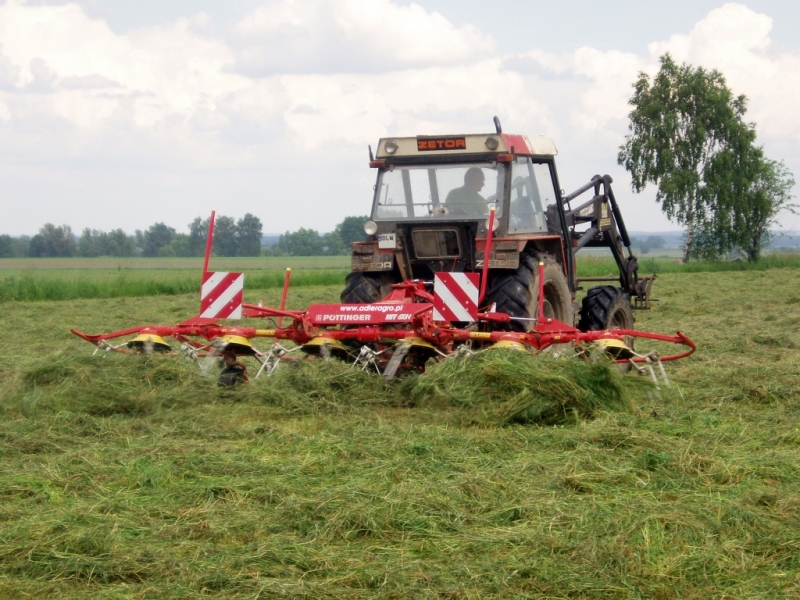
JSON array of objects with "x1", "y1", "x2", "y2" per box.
[{"x1": 342, "y1": 117, "x2": 655, "y2": 336}]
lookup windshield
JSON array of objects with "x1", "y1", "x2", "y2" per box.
[
  {"x1": 509, "y1": 158, "x2": 556, "y2": 234},
  {"x1": 373, "y1": 163, "x2": 505, "y2": 221}
]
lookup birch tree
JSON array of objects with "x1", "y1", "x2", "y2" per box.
[
  {"x1": 618, "y1": 54, "x2": 748, "y2": 262},
  {"x1": 702, "y1": 130, "x2": 795, "y2": 261}
]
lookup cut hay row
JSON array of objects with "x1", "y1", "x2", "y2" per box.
[{"x1": 10, "y1": 349, "x2": 645, "y2": 427}]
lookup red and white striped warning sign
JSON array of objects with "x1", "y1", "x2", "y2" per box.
[
  {"x1": 200, "y1": 272, "x2": 244, "y2": 319},
  {"x1": 432, "y1": 272, "x2": 479, "y2": 322}
]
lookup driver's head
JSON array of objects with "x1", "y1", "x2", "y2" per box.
[{"x1": 465, "y1": 167, "x2": 485, "y2": 191}]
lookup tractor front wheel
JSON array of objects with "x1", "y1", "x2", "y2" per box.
[
  {"x1": 578, "y1": 286, "x2": 635, "y2": 368},
  {"x1": 578, "y1": 286, "x2": 634, "y2": 332}
]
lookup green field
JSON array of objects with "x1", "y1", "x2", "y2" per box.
[
  {"x1": 0, "y1": 256, "x2": 353, "y2": 271},
  {"x1": 1, "y1": 265, "x2": 799, "y2": 598},
  {"x1": 0, "y1": 256, "x2": 351, "y2": 303},
  {"x1": 2, "y1": 254, "x2": 799, "y2": 303}
]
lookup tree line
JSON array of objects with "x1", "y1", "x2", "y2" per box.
[
  {"x1": 265, "y1": 216, "x2": 368, "y2": 256},
  {"x1": 0, "y1": 215, "x2": 369, "y2": 258},
  {"x1": 0, "y1": 214, "x2": 263, "y2": 258},
  {"x1": 628, "y1": 235, "x2": 666, "y2": 255}
]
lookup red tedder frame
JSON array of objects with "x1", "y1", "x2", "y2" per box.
[
  {"x1": 71, "y1": 210, "x2": 697, "y2": 365},
  {"x1": 203, "y1": 210, "x2": 215, "y2": 277}
]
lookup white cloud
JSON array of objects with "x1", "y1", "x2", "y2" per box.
[
  {"x1": 648, "y1": 3, "x2": 800, "y2": 145},
  {"x1": 234, "y1": 0, "x2": 494, "y2": 75},
  {"x1": 0, "y1": 0, "x2": 252, "y2": 134},
  {"x1": 0, "y1": 0, "x2": 519, "y2": 163},
  {"x1": 521, "y1": 3, "x2": 800, "y2": 148},
  {"x1": 279, "y1": 60, "x2": 554, "y2": 148},
  {"x1": 649, "y1": 3, "x2": 772, "y2": 67},
  {"x1": 0, "y1": 0, "x2": 510, "y2": 234},
  {"x1": 333, "y1": 0, "x2": 490, "y2": 65},
  {"x1": 517, "y1": 47, "x2": 643, "y2": 143}
]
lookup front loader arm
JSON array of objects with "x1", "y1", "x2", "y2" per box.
[{"x1": 563, "y1": 174, "x2": 655, "y2": 308}]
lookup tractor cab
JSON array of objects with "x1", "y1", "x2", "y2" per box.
[
  {"x1": 371, "y1": 146, "x2": 561, "y2": 235},
  {"x1": 358, "y1": 130, "x2": 570, "y2": 284}
]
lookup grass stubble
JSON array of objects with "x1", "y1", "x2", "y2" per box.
[{"x1": 0, "y1": 270, "x2": 799, "y2": 598}]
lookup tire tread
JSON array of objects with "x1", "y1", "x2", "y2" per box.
[
  {"x1": 341, "y1": 272, "x2": 384, "y2": 304},
  {"x1": 578, "y1": 286, "x2": 633, "y2": 331}
]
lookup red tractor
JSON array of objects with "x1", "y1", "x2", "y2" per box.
[{"x1": 342, "y1": 117, "x2": 655, "y2": 336}]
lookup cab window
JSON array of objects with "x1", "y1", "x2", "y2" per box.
[{"x1": 509, "y1": 158, "x2": 557, "y2": 234}]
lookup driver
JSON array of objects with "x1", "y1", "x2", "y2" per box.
[{"x1": 444, "y1": 167, "x2": 486, "y2": 215}]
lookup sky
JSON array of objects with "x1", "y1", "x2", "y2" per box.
[{"x1": 1, "y1": 0, "x2": 799, "y2": 236}]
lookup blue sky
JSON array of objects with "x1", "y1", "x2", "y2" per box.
[{"x1": 2, "y1": 0, "x2": 798, "y2": 235}]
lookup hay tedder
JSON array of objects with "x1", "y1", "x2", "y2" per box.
[{"x1": 72, "y1": 118, "x2": 695, "y2": 382}]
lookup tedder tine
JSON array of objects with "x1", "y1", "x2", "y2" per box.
[
  {"x1": 255, "y1": 343, "x2": 296, "y2": 378},
  {"x1": 200, "y1": 340, "x2": 225, "y2": 375},
  {"x1": 351, "y1": 346, "x2": 385, "y2": 375}
]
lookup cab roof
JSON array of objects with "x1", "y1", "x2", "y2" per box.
[{"x1": 375, "y1": 133, "x2": 557, "y2": 159}]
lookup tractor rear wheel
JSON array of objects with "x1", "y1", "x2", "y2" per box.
[
  {"x1": 578, "y1": 286, "x2": 634, "y2": 332},
  {"x1": 341, "y1": 272, "x2": 396, "y2": 304},
  {"x1": 485, "y1": 254, "x2": 573, "y2": 332}
]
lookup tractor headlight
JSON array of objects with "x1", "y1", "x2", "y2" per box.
[
  {"x1": 485, "y1": 213, "x2": 499, "y2": 231},
  {"x1": 384, "y1": 140, "x2": 398, "y2": 154},
  {"x1": 364, "y1": 220, "x2": 378, "y2": 235},
  {"x1": 485, "y1": 136, "x2": 499, "y2": 150}
]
